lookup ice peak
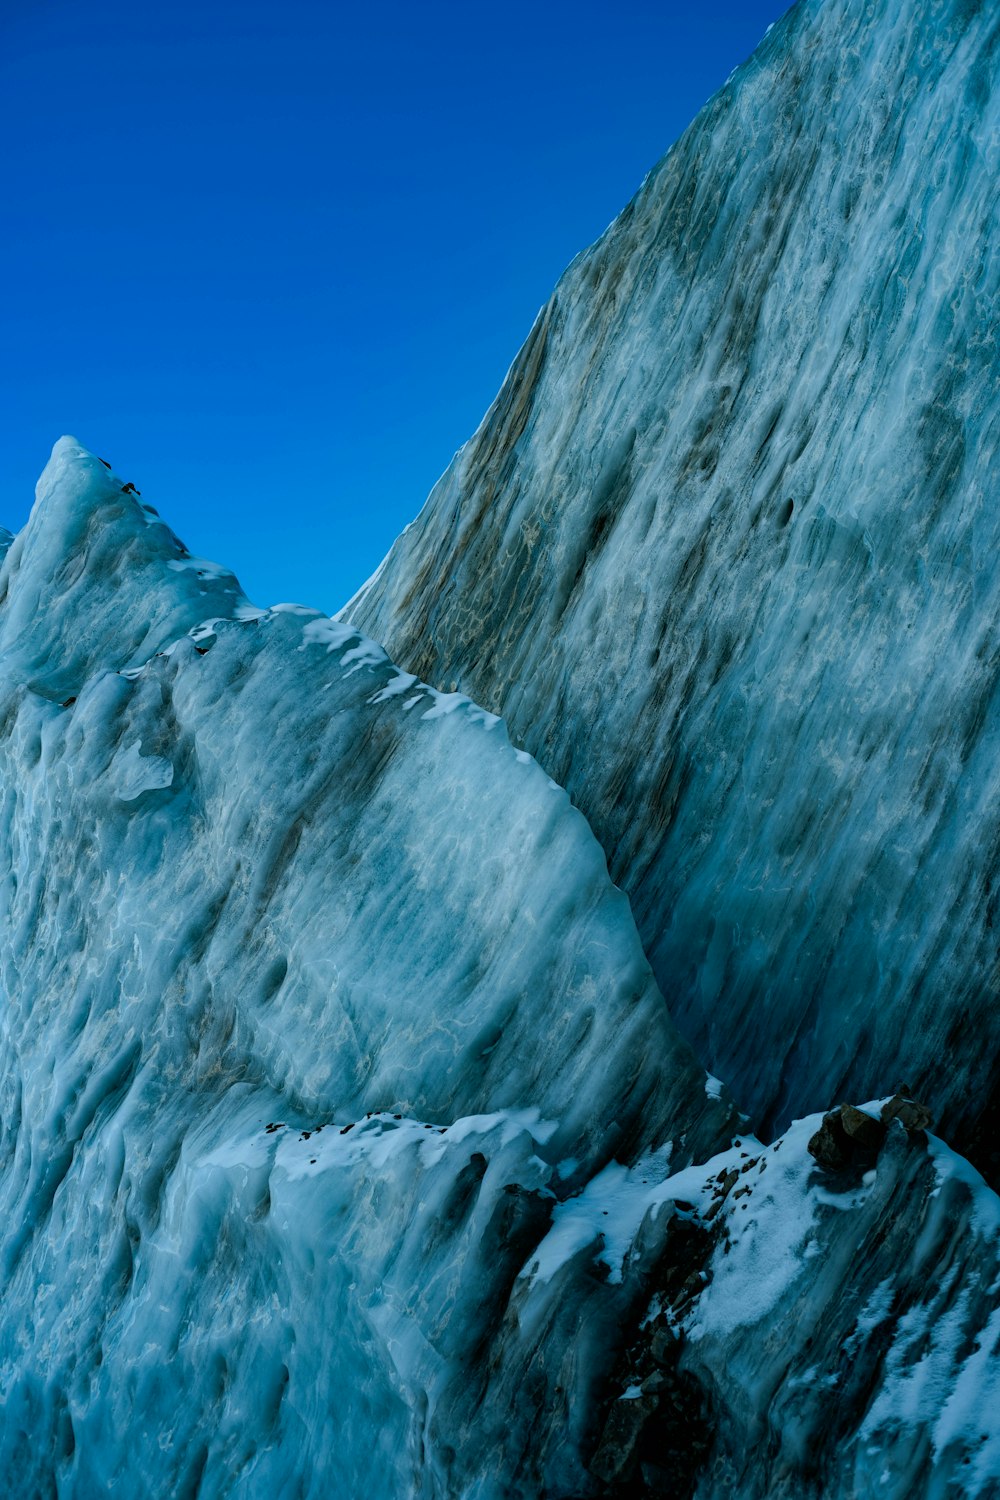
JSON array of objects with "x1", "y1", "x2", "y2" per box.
[
  {"x1": 34, "y1": 435, "x2": 150, "y2": 521},
  {"x1": 38, "y1": 433, "x2": 100, "y2": 486},
  {"x1": 0, "y1": 438, "x2": 252, "y2": 697},
  {"x1": 30, "y1": 436, "x2": 134, "y2": 540}
]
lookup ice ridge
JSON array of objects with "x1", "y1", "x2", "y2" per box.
[{"x1": 0, "y1": 440, "x2": 732, "y2": 1497}]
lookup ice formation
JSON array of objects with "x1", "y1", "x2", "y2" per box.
[
  {"x1": 5, "y1": 0, "x2": 1000, "y2": 1494},
  {"x1": 0, "y1": 441, "x2": 733, "y2": 1496},
  {"x1": 347, "y1": 0, "x2": 1000, "y2": 1176},
  {"x1": 3, "y1": 436, "x2": 998, "y2": 1498},
  {"x1": 576, "y1": 1107, "x2": 1000, "y2": 1498}
]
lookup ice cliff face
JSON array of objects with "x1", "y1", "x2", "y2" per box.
[
  {"x1": 2, "y1": 426, "x2": 999, "y2": 1498},
  {"x1": 6, "y1": 1, "x2": 1000, "y2": 1494},
  {"x1": 347, "y1": 0, "x2": 1000, "y2": 1177},
  {"x1": 0, "y1": 441, "x2": 734, "y2": 1497}
]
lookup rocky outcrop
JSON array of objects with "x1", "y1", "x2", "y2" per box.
[
  {"x1": 346, "y1": 0, "x2": 1000, "y2": 1180},
  {"x1": 807, "y1": 1092, "x2": 935, "y2": 1170}
]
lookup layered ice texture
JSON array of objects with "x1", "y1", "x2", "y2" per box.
[
  {"x1": 6, "y1": 0, "x2": 1000, "y2": 1494},
  {"x1": 0, "y1": 441, "x2": 732, "y2": 1497},
  {"x1": 3, "y1": 430, "x2": 998, "y2": 1498},
  {"x1": 575, "y1": 1108, "x2": 1000, "y2": 1499},
  {"x1": 348, "y1": 0, "x2": 1000, "y2": 1176}
]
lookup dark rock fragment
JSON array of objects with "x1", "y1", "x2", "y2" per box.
[
  {"x1": 808, "y1": 1110, "x2": 852, "y2": 1169},
  {"x1": 840, "y1": 1104, "x2": 887, "y2": 1151},
  {"x1": 650, "y1": 1328, "x2": 677, "y2": 1366},
  {"x1": 881, "y1": 1093, "x2": 934, "y2": 1132},
  {"x1": 809, "y1": 1102, "x2": 893, "y2": 1171}
]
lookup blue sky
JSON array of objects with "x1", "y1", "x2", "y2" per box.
[{"x1": 3, "y1": 0, "x2": 789, "y2": 615}]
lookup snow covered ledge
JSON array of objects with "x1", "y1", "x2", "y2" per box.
[{"x1": 526, "y1": 1102, "x2": 1000, "y2": 1498}]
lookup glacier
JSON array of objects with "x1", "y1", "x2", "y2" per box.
[
  {"x1": 0, "y1": 440, "x2": 736, "y2": 1497},
  {"x1": 5, "y1": 0, "x2": 1000, "y2": 1493},
  {"x1": 346, "y1": 0, "x2": 1000, "y2": 1181},
  {"x1": 2, "y1": 443, "x2": 998, "y2": 1497}
]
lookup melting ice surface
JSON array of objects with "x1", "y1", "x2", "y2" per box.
[
  {"x1": 0, "y1": 443, "x2": 999, "y2": 1497},
  {"x1": 0, "y1": 440, "x2": 732, "y2": 1497},
  {"x1": 5, "y1": 22, "x2": 1000, "y2": 1494},
  {"x1": 347, "y1": 0, "x2": 1000, "y2": 1172}
]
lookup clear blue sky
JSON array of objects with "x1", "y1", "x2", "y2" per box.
[{"x1": 2, "y1": 0, "x2": 789, "y2": 616}]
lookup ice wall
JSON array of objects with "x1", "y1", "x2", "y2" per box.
[
  {"x1": 346, "y1": 0, "x2": 1000, "y2": 1175},
  {"x1": 2, "y1": 446, "x2": 998, "y2": 1498},
  {"x1": 0, "y1": 440, "x2": 733, "y2": 1497}
]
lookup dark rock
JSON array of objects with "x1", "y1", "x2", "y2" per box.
[
  {"x1": 650, "y1": 1328, "x2": 677, "y2": 1366},
  {"x1": 590, "y1": 1366, "x2": 713, "y2": 1497},
  {"x1": 589, "y1": 1392, "x2": 656, "y2": 1485},
  {"x1": 840, "y1": 1104, "x2": 887, "y2": 1151},
  {"x1": 809, "y1": 1103, "x2": 890, "y2": 1171},
  {"x1": 807, "y1": 1110, "x2": 853, "y2": 1170},
  {"x1": 881, "y1": 1093, "x2": 934, "y2": 1132}
]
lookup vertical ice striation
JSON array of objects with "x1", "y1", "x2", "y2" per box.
[
  {"x1": 7, "y1": 1, "x2": 1000, "y2": 1489},
  {"x1": 346, "y1": 0, "x2": 1000, "y2": 1174},
  {"x1": 2, "y1": 452, "x2": 999, "y2": 1496},
  {"x1": 0, "y1": 440, "x2": 734, "y2": 1497}
]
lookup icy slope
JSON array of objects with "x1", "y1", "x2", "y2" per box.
[
  {"x1": 2, "y1": 442, "x2": 998, "y2": 1498},
  {"x1": 0, "y1": 440, "x2": 733, "y2": 1498},
  {"x1": 346, "y1": 0, "x2": 1000, "y2": 1172},
  {"x1": 548, "y1": 1104, "x2": 1000, "y2": 1499}
]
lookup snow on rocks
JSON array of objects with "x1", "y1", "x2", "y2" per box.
[
  {"x1": 505, "y1": 1096, "x2": 1000, "y2": 1498},
  {"x1": 586, "y1": 1108, "x2": 1000, "y2": 1499}
]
